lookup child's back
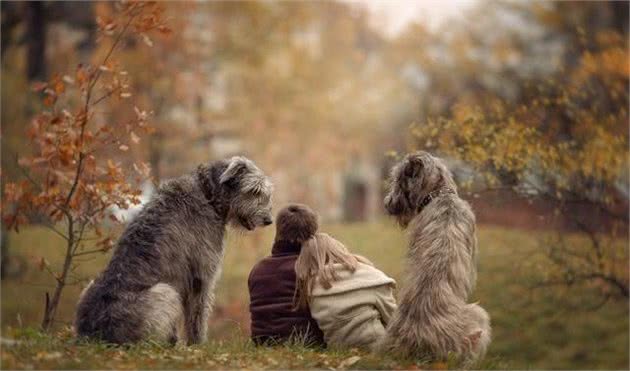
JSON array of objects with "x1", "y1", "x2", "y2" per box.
[
  {"x1": 309, "y1": 262, "x2": 396, "y2": 349},
  {"x1": 249, "y1": 239, "x2": 324, "y2": 345},
  {"x1": 294, "y1": 233, "x2": 397, "y2": 350},
  {"x1": 248, "y1": 204, "x2": 325, "y2": 346}
]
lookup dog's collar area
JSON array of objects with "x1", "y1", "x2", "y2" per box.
[{"x1": 417, "y1": 188, "x2": 455, "y2": 213}]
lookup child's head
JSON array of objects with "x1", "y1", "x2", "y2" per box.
[
  {"x1": 275, "y1": 204, "x2": 319, "y2": 243},
  {"x1": 293, "y1": 233, "x2": 373, "y2": 310}
]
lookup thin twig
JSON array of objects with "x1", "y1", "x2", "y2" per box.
[
  {"x1": 72, "y1": 248, "x2": 106, "y2": 258},
  {"x1": 14, "y1": 154, "x2": 43, "y2": 192},
  {"x1": 64, "y1": 11, "x2": 138, "y2": 211},
  {"x1": 90, "y1": 86, "x2": 123, "y2": 108},
  {"x1": 42, "y1": 224, "x2": 70, "y2": 242},
  {"x1": 87, "y1": 9, "x2": 139, "y2": 93},
  {"x1": 41, "y1": 263, "x2": 61, "y2": 284},
  {"x1": 72, "y1": 218, "x2": 90, "y2": 255}
]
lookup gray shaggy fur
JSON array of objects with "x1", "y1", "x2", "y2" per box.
[
  {"x1": 75, "y1": 156, "x2": 273, "y2": 345},
  {"x1": 381, "y1": 151, "x2": 491, "y2": 363}
]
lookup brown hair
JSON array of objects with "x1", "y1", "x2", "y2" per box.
[
  {"x1": 293, "y1": 233, "x2": 373, "y2": 310},
  {"x1": 275, "y1": 204, "x2": 319, "y2": 243}
]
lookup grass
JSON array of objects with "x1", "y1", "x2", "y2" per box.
[
  {"x1": 1, "y1": 222, "x2": 628, "y2": 369},
  {"x1": 2, "y1": 326, "x2": 498, "y2": 370}
]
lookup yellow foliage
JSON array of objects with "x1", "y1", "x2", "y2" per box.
[{"x1": 410, "y1": 27, "x2": 627, "y2": 206}]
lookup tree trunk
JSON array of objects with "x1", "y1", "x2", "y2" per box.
[
  {"x1": 0, "y1": 2, "x2": 21, "y2": 58},
  {"x1": 26, "y1": 2, "x2": 47, "y2": 81}
]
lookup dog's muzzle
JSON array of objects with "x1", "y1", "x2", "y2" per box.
[
  {"x1": 262, "y1": 216, "x2": 273, "y2": 226},
  {"x1": 238, "y1": 216, "x2": 255, "y2": 231}
]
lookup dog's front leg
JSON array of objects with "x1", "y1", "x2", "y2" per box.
[{"x1": 184, "y1": 277, "x2": 210, "y2": 345}]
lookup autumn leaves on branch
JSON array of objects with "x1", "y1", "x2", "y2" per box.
[{"x1": 2, "y1": 1, "x2": 171, "y2": 331}]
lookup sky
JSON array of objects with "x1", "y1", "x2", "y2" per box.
[{"x1": 355, "y1": 0, "x2": 478, "y2": 36}]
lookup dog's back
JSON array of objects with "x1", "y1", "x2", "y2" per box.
[
  {"x1": 75, "y1": 174, "x2": 214, "y2": 343},
  {"x1": 383, "y1": 194, "x2": 491, "y2": 361},
  {"x1": 381, "y1": 151, "x2": 491, "y2": 363},
  {"x1": 75, "y1": 183, "x2": 182, "y2": 343}
]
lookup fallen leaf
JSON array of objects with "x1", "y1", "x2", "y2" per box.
[
  {"x1": 430, "y1": 361, "x2": 448, "y2": 370},
  {"x1": 339, "y1": 355, "x2": 361, "y2": 369}
]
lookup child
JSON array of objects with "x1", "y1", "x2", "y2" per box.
[
  {"x1": 248, "y1": 204, "x2": 325, "y2": 346},
  {"x1": 294, "y1": 232, "x2": 397, "y2": 350}
]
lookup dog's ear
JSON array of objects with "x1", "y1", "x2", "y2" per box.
[
  {"x1": 401, "y1": 155, "x2": 424, "y2": 179},
  {"x1": 384, "y1": 163, "x2": 408, "y2": 215},
  {"x1": 219, "y1": 156, "x2": 248, "y2": 186}
]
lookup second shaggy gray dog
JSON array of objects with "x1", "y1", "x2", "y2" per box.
[
  {"x1": 75, "y1": 156, "x2": 273, "y2": 345},
  {"x1": 381, "y1": 151, "x2": 491, "y2": 363}
]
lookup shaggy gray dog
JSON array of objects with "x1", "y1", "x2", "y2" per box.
[
  {"x1": 381, "y1": 151, "x2": 491, "y2": 363},
  {"x1": 75, "y1": 156, "x2": 273, "y2": 345}
]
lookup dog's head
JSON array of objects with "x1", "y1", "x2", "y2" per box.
[
  {"x1": 218, "y1": 156, "x2": 274, "y2": 231},
  {"x1": 384, "y1": 151, "x2": 456, "y2": 226}
]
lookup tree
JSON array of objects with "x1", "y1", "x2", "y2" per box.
[
  {"x1": 1, "y1": 1, "x2": 170, "y2": 331},
  {"x1": 197, "y1": 2, "x2": 397, "y2": 209},
  {"x1": 407, "y1": 4, "x2": 628, "y2": 301}
]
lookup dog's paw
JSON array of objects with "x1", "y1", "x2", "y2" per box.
[{"x1": 467, "y1": 330, "x2": 483, "y2": 349}]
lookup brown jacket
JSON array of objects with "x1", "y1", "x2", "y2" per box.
[{"x1": 248, "y1": 239, "x2": 325, "y2": 346}]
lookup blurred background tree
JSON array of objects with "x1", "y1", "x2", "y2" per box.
[
  {"x1": 407, "y1": 1, "x2": 628, "y2": 301},
  {"x1": 2, "y1": 0, "x2": 627, "y2": 303}
]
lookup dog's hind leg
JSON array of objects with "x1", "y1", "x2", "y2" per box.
[
  {"x1": 142, "y1": 283, "x2": 185, "y2": 344},
  {"x1": 463, "y1": 303, "x2": 491, "y2": 360}
]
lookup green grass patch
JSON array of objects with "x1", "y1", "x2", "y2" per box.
[{"x1": 1, "y1": 222, "x2": 628, "y2": 369}]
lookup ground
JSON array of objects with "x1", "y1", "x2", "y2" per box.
[{"x1": 1, "y1": 222, "x2": 628, "y2": 369}]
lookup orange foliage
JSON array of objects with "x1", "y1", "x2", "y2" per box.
[{"x1": 1, "y1": 1, "x2": 170, "y2": 331}]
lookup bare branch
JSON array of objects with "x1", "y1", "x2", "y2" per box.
[
  {"x1": 42, "y1": 223, "x2": 70, "y2": 242},
  {"x1": 90, "y1": 86, "x2": 123, "y2": 107},
  {"x1": 72, "y1": 248, "x2": 106, "y2": 258},
  {"x1": 63, "y1": 11, "x2": 139, "y2": 212},
  {"x1": 41, "y1": 263, "x2": 61, "y2": 284}
]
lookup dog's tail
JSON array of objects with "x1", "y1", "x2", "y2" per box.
[{"x1": 379, "y1": 299, "x2": 491, "y2": 363}]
